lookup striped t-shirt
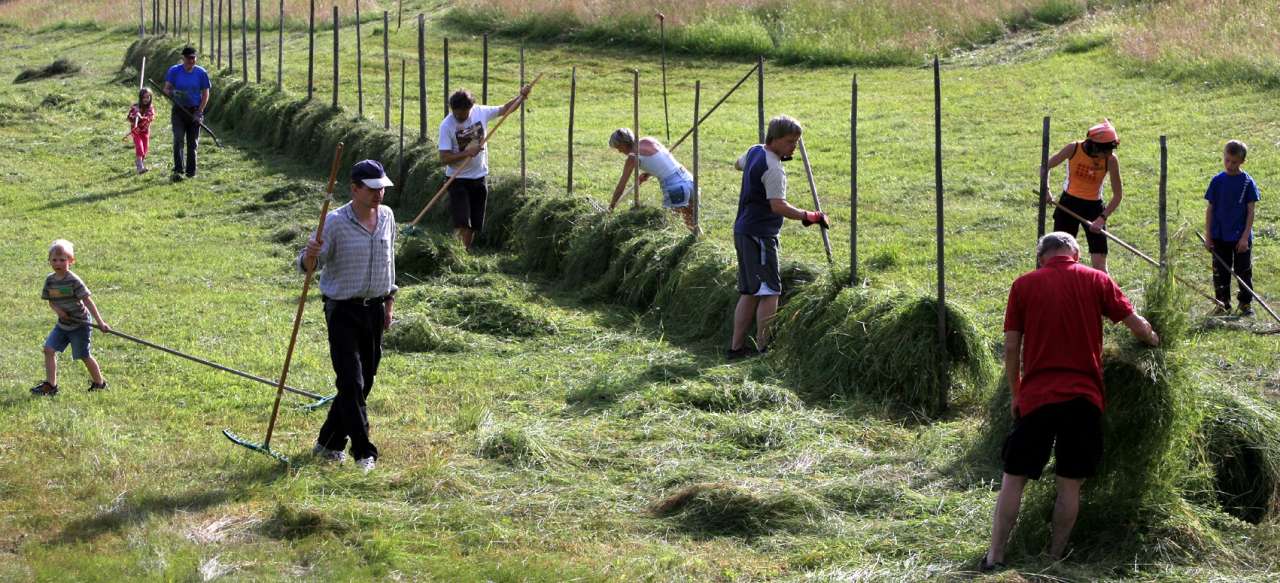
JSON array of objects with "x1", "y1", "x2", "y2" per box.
[{"x1": 42, "y1": 271, "x2": 92, "y2": 330}]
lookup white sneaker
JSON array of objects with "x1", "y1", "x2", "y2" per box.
[
  {"x1": 312, "y1": 443, "x2": 346, "y2": 463},
  {"x1": 355, "y1": 457, "x2": 376, "y2": 473}
]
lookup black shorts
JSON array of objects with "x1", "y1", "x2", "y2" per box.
[
  {"x1": 1002, "y1": 397, "x2": 1102, "y2": 480},
  {"x1": 448, "y1": 177, "x2": 488, "y2": 232},
  {"x1": 734, "y1": 233, "x2": 781, "y2": 295},
  {"x1": 1052, "y1": 193, "x2": 1108, "y2": 255}
]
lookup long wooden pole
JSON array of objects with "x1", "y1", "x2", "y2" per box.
[
  {"x1": 798, "y1": 138, "x2": 833, "y2": 264},
  {"x1": 692, "y1": 80, "x2": 701, "y2": 236},
  {"x1": 356, "y1": 1, "x2": 364, "y2": 116},
  {"x1": 568, "y1": 67, "x2": 576, "y2": 195},
  {"x1": 275, "y1": 0, "x2": 283, "y2": 90},
  {"x1": 216, "y1": 0, "x2": 222, "y2": 68},
  {"x1": 407, "y1": 74, "x2": 544, "y2": 226},
  {"x1": 198, "y1": 0, "x2": 203, "y2": 51},
  {"x1": 1035, "y1": 190, "x2": 1226, "y2": 308},
  {"x1": 332, "y1": 5, "x2": 339, "y2": 109},
  {"x1": 306, "y1": 0, "x2": 314, "y2": 100},
  {"x1": 669, "y1": 62, "x2": 758, "y2": 152},
  {"x1": 383, "y1": 10, "x2": 390, "y2": 130},
  {"x1": 442, "y1": 38, "x2": 449, "y2": 115},
  {"x1": 255, "y1": 0, "x2": 261, "y2": 83},
  {"x1": 1038, "y1": 116, "x2": 1050, "y2": 243},
  {"x1": 418, "y1": 14, "x2": 426, "y2": 140},
  {"x1": 241, "y1": 0, "x2": 248, "y2": 83},
  {"x1": 261, "y1": 142, "x2": 344, "y2": 449},
  {"x1": 228, "y1": 0, "x2": 234, "y2": 74},
  {"x1": 756, "y1": 55, "x2": 765, "y2": 143},
  {"x1": 850, "y1": 75, "x2": 858, "y2": 286},
  {"x1": 1197, "y1": 232, "x2": 1279, "y2": 325},
  {"x1": 659, "y1": 12, "x2": 670, "y2": 142},
  {"x1": 933, "y1": 56, "x2": 948, "y2": 413},
  {"x1": 1159, "y1": 135, "x2": 1168, "y2": 265},
  {"x1": 482, "y1": 33, "x2": 489, "y2": 104},
  {"x1": 140, "y1": 0, "x2": 145, "y2": 39},
  {"x1": 520, "y1": 46, "x2": 526, "y2": 196},
  {"x1": 632, "y1": 68, "x2": 640, "y2": 207},
  {"x1": 397, "y1": 60, "x2": 407, "y2": 198}
]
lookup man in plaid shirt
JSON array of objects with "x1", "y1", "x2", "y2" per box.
[{"x1": 300, "y1": 159, "x2": 398, "y2": 473}]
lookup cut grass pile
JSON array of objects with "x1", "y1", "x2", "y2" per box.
[
  {"x1": 382, "y1": 313, "x2": 477, "y2": 353},
  {"x1": 13, "y1": 57, "x2": 79, "y2": 83},
  {"x1": 651, "y1": 481, "x2": 826, "y2": 536},
  {"x1": 770, "y1": 270, "x2": 996, "y2": 416},
  {"x1": 396, "y1": 282, "x2": 558, "y2": 339}
]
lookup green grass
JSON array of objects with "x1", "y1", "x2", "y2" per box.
[{"x1": 3, "y1": 5, "x2": 1280, "y2": 580}]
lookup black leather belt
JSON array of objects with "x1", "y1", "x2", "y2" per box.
[{"x1": 323, "y1": 295, "x2": 389, "y2": 306}]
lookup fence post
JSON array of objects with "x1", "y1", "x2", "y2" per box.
[
  {"x1": 1159, "y1": 135, "x2": 1168, "y2": 265},
  {"x1": 198, "y1": 0, "x2": 204, "y2": 50},
  {"x1": 216, "y1": 0, "x2": 222, "y2": 68},
  {"x1": 932, "y1": 56, "x2": 948, "y2": 413},
  {"x1": 141, "y1": 0, "x2": 146, "y2": 39},
  {"x1": 418, "y1": 14, "x2": 426, "y2": 140},
  {"x1": 693, "y1": 80, "x2": 701, "y2": 236},
  {"x1": 568, "y1": 66, "x2": 576, "y2": 195},
  {"x1": 520, "y1": 45, "x2": 526, "y2": 196},
  {"x1": 442, "y1": 38, "x2": 450, "y2": 115},
  {"x1": 355, "y1": 0, "x2": 364, "y2": 117},
  {"x1": 383, "y1": 10, "x2": 391, "y2": 130},
  {"x1": 757, "y1": 55, "x2": 765, "y2": 143},
  {"x1": 275, "y1": 0, "x2": 283, "y2": 90},
  {"x1": 398, "y1": 0, "x2": 403, "y2": 30},
  {"x1": 632, "y1": 68, "x2": 640, "y2": 208},
  {"x1": 851, "y1": 74, "x2": 858, "y2": 287},
  {"x1": 482, "y1": 33, "x2": 489, "y2": 103},
  {"x1": 254, "y1": 0, "x2": 261, "y2": 82},
  {"x1": 306, "y1": 0, "x2": 314, "y2": 100},
  {"x1": 1038, "y1": 116, "x2": 1050, "y2": 244},
  {"x1": 398, "y1": 60, "x2": 407, "y2": 199},
  {"x1": 332, "y1": 5, "x2": 339, "y2": 110},
  {"x1": 659, "y1": 12, "x2": 669, "y2": 142},
  {"x1": 240, "y1": 0, "x2": 247, "y2": 83},
  {"x1": 228, "y1": 0, "x2": 233, "y2": 74}
]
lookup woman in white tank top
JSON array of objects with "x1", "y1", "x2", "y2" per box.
[{"x1": 608, "y1": 128, "x2": 696, "y2": 230}]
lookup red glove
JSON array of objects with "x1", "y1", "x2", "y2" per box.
[{"x1": 802, "y1": 211, "x2": 829, "y2": 229}]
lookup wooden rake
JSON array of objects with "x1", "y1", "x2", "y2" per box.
[
  {"x1": 798, "y1": 138, "x2": 834, "y2": 265},
  {"x1": 224, "y1": 142, "x2": 344, "y2": 464},
  {"x1": 1196, "y1": 231, "x2": 1280, "y2": 328},
  {"x1": 404, "y1": 73, "x2": 544, "y2": 230},
  {"x1": 1035, "y1": 190, "x2": 1224, "y2": 309}
]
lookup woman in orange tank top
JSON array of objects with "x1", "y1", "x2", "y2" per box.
[{"x1": 1040, "y1": 119, "x2": 1123, "y2": 273}]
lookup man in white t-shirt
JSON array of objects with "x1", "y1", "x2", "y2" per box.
[{"x1": 438, "y1": 85, "x2": 532, "y2": 251}]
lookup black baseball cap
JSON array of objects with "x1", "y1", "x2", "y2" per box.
[{"x1": 351, "y1": 160, "x2": 394, "y2": 188}]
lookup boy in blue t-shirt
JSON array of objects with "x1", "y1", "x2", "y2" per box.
[{"x1": 1204, "y1": 140, "x2": 1260, "y2": 316}]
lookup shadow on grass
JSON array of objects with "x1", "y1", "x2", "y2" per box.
[
  {"x1": 51, "y1": 462, "x2": 286, "y2": 544},
  {"x1": 38, "y1": 184, "x2": 148, "y2": 210}
]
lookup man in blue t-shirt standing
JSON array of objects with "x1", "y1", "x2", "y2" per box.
[
  {"x1": 1204, "y1": 139, "x2": 1261, "y2": 316},
  {"x1": 163, "y1": 46, "x2": 211, "y2": 181},
  {"x1": 727, "y1": 115, "x2": 830, "y2": 360}
]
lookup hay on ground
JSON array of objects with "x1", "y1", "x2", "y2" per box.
[
  {"x1": 1203, "y1": 390, "x2": 1280, "y2": 524},
  {"x1": 383, "y1": 314, "x2": 473, "y2": 353},
  {"x1": 510, "y1": 195, "x2": 605, "y2": 275},
  {"x1": 650, "y1": 481, "x2": 826, "y2": 536},
  {"x1": 396, "y1": 229, "x2": 469, "y2": 280},
  {"x1": 561, "y1": 206, "x2": 673, "y2": 290},
  {"x1": 15, "y1": 58, "x2": 80, "y2": 83},
  {"x1": 651, "y1": 238, "x2": 739, "y2": 341}
]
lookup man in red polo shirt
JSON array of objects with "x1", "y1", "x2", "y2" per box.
[{"x1": 982, "y1": 232, "x2": 1159, "y2": 571}]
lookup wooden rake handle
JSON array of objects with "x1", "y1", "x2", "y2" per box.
[
  {"x1": 798, "y1": 138, "x2": 834, "y2": 264},
  {"x1": 1037, "y1": 190, "x2": 1224, "y2": 308},
  {"x1": 263, "y1": 142, "x2": 345, "y2": 448},
  {"x1": 408, "y1": 73, "x2": 545, "y2": 227},
  {"x1": 1197, "y1": 232, "x2": 1279, "y2": 324}
]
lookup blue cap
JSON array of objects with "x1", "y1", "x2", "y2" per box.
[{"x1": 351, "y1": 159, "x2": 394, "y2": 188}]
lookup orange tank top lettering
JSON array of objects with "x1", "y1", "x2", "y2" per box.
[{"x1": 1063, "y1": 141, "x2": 1109, "y2": 201}]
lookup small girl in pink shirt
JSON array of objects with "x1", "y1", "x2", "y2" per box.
[{"x1": 127, "y1": 88, "x2": 156, "y2": 174}]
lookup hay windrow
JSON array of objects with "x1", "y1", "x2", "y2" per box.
[
  {"x1": 396, "y1": 229, "x2": 470, "y2": 280},
  {"x1": 561, "y1": 206, "x2": 673, "y2": 290},
  {"x1": 650, "y1": 481, "x2": 827, "y2": 536},
  {"x1": 383, "y1": 314, "x2": 476, "y2": 353},
  {"x1": 511, "y1": 196, "x2": 605, "y2": 275},
  {"x1": 15, "y1": 58, "x2": 80, "y2": 83},
  {"x1": 772, "y1": 280, "x2": 995, "y2": 415},
  {"x1": 651, "y1": 238, "x2": 739, "y2": 341},
  {"x1": 397, "y1": 285, "x2": 557, "y2": 339},
  {"x1": 1203, "y1": 390, "x2": 1280, "y2": 524}
]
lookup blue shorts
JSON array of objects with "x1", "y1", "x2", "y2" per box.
[
  {"x1": 660, "y1": 174, "x2": 694, "y2": 209},
  {"x1": 45, "y1": 325, "x2": 92, "y2": 360}
]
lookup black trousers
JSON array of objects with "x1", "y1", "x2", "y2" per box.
[
  {"x1": 1211, "y1": 239, "x2": 1254, "y2": 308},
  {"x1": 171, "y1": 107, "x2": 200, "y2": 176},
  {"x1": 317, "y1": 299, "x2": 384, "y2": 460}
]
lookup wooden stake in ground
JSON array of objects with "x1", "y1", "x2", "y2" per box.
[
  {"x1": 658, "y1": 12, "x2": 670, "y2": 142},
  {"x1": 798, "y1": 138, "x2": 833, "y2": 264},
  {"x1": 306, "y1": 0, "x2": 314, "y2": 100},
  {"x1": 1038, "y1": 116, "x2": 1050, "y2": 243},
  {"x1": 216, "y1": 0, "x2": 223, "y2": 68},
  {"x1": 240, "y1": 0, "x2": 247, "y2": 83},
  {"x1": 692, "y1": 79, "x2": 701, "y2": 236},
  {"x1": 756, "y1": 55, "x2": 765, "y2": 143},
  {"x1": 568, "y1": 67, "x2": 576, "y2": 195},
  {"x1": 1159, "y1": 135, "x2": 1169, "y2": 264},
  {"x1": 632, "y1": 68, "x2": 640, "y2": 207},
  {"x1": 933, "y1": 56, "x2": 948, "y2": 414},
  {"x1": 520, "y1": 46, "x2": 526, "y2": 196},
  {"x1": 332, "y1": 5, "x2": 339, "y2": 110},
  {"x1": 383, "y1": 10, "x2": 390, "y2": 130},
  {"x1": 275, "y1": 0, "x2": 283, "y2": 90},
  {"x1": 850, "y1": 74, "x2": 858, "y2": 286},
  {"x1": 355, "y1": 0, "x2": 363, "y2": 117},
  {"x1": 442, "y1": 37, "x2": 450, "y2": 115},
  {"x1": 228, "y1": 0, "x2": 234, "y2": 74},
  {"x1": 255, "y1": 0, "x2": 261, "y2": 83},
  {"x1": 397, "y1": 59, "x2": 406, "y2": 197},
  {"x1": 199, "y1": 0, "x2": 204, "y2": 52},
  {"x1": 407, "y1": 74, "x2": 544, "y2": 227},
  {"x1": 482, "y1": 33, "x2": 489, "y2": 104},
  {"x1": 417, "y1": 14, "x2": 426, "y2": 139},
  {"x1": 223, "y1": 142, "x2": 344, "y2": 465}
]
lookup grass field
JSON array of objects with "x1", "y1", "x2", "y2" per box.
[{"x1": 2, "y1": 2, "x2": 1279, "y2": 580}]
